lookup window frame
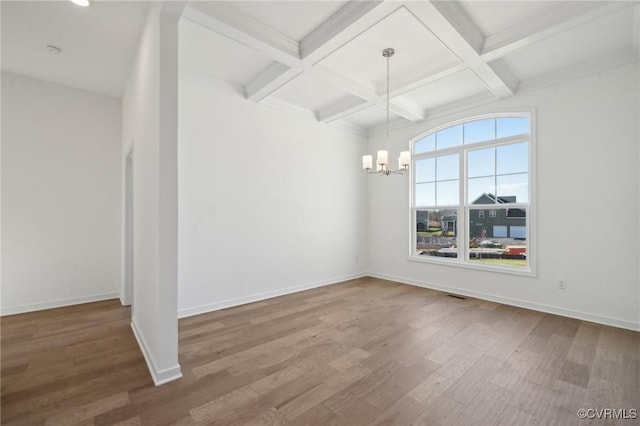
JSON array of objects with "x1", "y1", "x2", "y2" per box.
[{"x1": 409, "y1": 112, "x2": 536, "y2": 277}]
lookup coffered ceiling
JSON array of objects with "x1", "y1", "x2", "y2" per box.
[
  {"x1": 181, "y1": 0, "x2": 640, "y2": 136},
  {"x1": 2, "y1": 1, "x2": 638, "y2": 136}
]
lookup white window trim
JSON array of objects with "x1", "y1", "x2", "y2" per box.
[{"x1": 408, "y1": 111, "x2": 537, "y2": 277}]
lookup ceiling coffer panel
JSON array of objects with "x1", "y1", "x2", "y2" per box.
[
  {"x1": 318, "y1": 6, "x2": 462, "y2": 92},
  {"x1": 269, "y1": 73, "x2": 364, "y2": 114}
]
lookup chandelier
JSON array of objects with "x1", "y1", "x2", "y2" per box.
[{"x1": 362, "y1": 48, "x2": 410, "y2": 176}]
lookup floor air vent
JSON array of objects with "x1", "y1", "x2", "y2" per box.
[{"x1": 447, "y1": 294, "x2": 467, "y2": 300}]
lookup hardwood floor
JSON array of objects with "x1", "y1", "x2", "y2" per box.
[{"x1": 2, "y1": 277, "x2": 639, "y2": 425}]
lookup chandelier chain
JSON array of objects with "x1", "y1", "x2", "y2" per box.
[{"x1": 386, "y1": 51, "x2": 390, "y2": 151}]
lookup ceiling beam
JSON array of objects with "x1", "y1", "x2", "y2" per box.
[
  {"x1": 472, "y1": 59, "x2": 518, "y2": 98},
  {"x1": 407, "y1": 1, "x2": 515, "y2": 99},
  {"x1": 183, "y1": 3, "x2": 299, "y2": 66},
  {"x1": 245, "y1": 63, "x2": 302, "y2": 102},
  {"x1": 481, "y1": 1, "x2": 636, "y2": 62},
  {"x1": 428, "y1": 0, "x2": 484, "y2": 55},
  {"x1": 299, "y1": 1, "x2": 397, "y2": 64},
  {"x1": 317, "y1": 98, "x2": 372, "y2": 123}
]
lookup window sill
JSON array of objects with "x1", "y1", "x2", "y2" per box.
[{"x1": 408, "y1": 254, "x2": 536, "y2": 278}]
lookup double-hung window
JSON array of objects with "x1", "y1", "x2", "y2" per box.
[{"x1": 411, "y1": 113, "x2": 534, "y2": 275}]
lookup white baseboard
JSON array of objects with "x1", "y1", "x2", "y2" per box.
[
  {"x1": 1, "y1": 292, "x2": 120, "y2": 316},
  {"x1": 178, "y1": 272, "x2": 367, "y2": 319},
  {"x1": 130, "y1": 320, "x2": 183, "y2": 386},
  {"x1": 369, "y1": 272, "x2": 640, "y2": 332}
]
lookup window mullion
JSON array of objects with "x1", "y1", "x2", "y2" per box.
[{"x1": 460, "y1": 148, "x2": 467, "y2": 262}]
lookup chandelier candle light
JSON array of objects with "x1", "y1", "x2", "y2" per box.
[{"x1": 362, "y1": 48, "x2": 410, "y2": 176}]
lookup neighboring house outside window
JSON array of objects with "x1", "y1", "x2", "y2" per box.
[{"x1": 411, "y1": 113, "x2": 534, "y2": 275}]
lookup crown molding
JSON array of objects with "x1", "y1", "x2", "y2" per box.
[
  {"x1": 517, "y1": 49, "x2": 640, "y2": 94},
  {"x1": 258, "y1": 96, "x2": 318, "y2": 121},
  {"x1": 179, "y1": 68, "x2": 245, "y2": 98}
]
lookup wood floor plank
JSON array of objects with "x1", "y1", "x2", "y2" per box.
[
  {"x1": 490, "y1": 348, "x2": 540, "y2": 391},
  {"x1": 364, "y1": 358, "x2": 440, "y2": 411},
  {"x1": 444, "y1": 355, "x2": 503, "y2": 405},
  {"x1": 508, "y1": 379, "x2": 555, "y2": 418},
  {"x1": 44, "y1": 392, "x2": 130, "y2": 426},
  {"x1": 452, "y1": 382, "x2": 513, "y2": 426},
  {"x1": 524, "y1": 333, "x2": 573, "y2": 387},
  {"x1": 413, "y1": 394, "x2": 465, "y2": 426},
  {"x1": 327, "y1": 399, "x2": 381, "y2": 426},
  {"x1": 372, "y1": 394, "x2": 426, "y2": 426},
  {"x1": 539, "y1": 379, "x2": 587, "y2": 425},
  {"x1": 496, "y1": 405, "x2": 560, "y2": 426},
  {"x1": 189, "y1": 385, "x2": 260, "y2": 423},
  {"x1": 2, "y1": 278, "x2": 638, "y2": 425},
  {"x1": 280, "y1": 364, "x2": 373, "y2": 420},
  {"x1": 408, "y1": 373, "x2": 455, "y2": 406},
  {"x1": 622, "y1": 355, "x2": 640, "y2": 408},
  {"x1": 566, "y1": 322, "x2": 600, "y2": 367},
  {"x1": 289, "y1": 403, "x2": 336, "y2": 425}
]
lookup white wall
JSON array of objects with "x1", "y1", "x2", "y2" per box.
[
  {"x1": 368, "y1": 63, "x2": 640, "y2": 331},
  {"x1": 177, "y1": 79, "x2": 368, "y2": 317},
  {"x1": 121, "y1": 2, "x2": 183, "y2": 385},
  {"x1": 1, "y1": 72, "x2": 121, "y2": 314}
]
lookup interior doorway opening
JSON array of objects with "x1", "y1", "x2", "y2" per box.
[{"x1": 124, "y1": 148, "x2": 134, "y2": 309}]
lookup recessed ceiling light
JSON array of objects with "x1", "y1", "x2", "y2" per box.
[
  {"x1": 70, "y1": 0, "x2": 90, "y2": 6},
  {"x1": 45, "y1": 45, "x2": 62, "y2": 54}
]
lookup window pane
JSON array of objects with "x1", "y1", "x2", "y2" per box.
[
  {"x1": 415, "y1": 134, "x2": 435, "y2": 154},
  {"x1": 510, "y1": 226, "x2": 526, "y2": 238},
  {"x1": 497, "y1": 173, "x2": 528, "y2": 203},
  {"x1": 416, "y1": 209, "x2": 458, "y2": 258},
  {"x1": 464, "y1": 118, "x2": 495, "y2": 144},
  {"x1": 468, "y1": 207, "x2": 527, "y2": 268},
  {"x1": 497, "y1": 117, "x2": 529, "y2": 138},
  {"x1": 415, "y1": 182, "x2": 435, "y2": 206},
  {"x1": 493, "y1": 225, "x2": 507, "y2": 237},
  {"x1": 497, "y1": 142, "x2": 528, "y2": 175},
  {"x1": 436, "y1": 153, "x2": 459, "y2": 181},
  {"x1": 468, "y1": 176, "x2": 495, "y2": 204},
  {"x1": 415, "y1": 157, "x2": 435, "y2": 183},
  {"x1": 468, "y1": 147, "x2": 495, "y2": 178},
  {"x1": 437, "y1": 180, "x2": 459, "y2": 206},
  {"x1": 436, "y1": 125, "x2": 462, "y2": 150}
]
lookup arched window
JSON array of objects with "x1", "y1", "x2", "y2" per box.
[{"x1": 411, "y1": 113, "x2": 535, "y2": 274}]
